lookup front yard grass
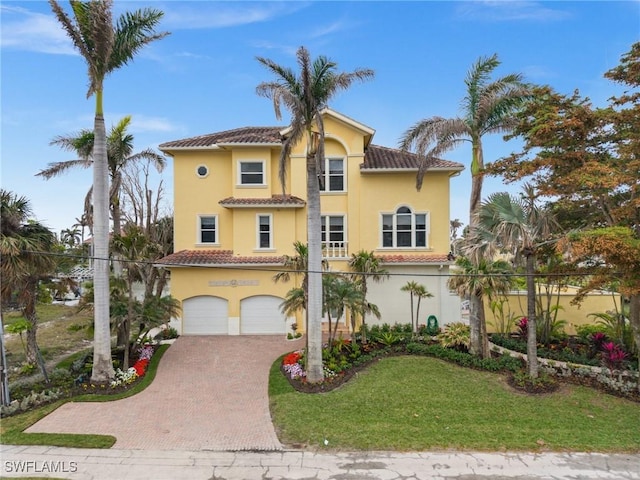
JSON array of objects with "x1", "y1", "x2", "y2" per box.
[{"x1": 270, "y1": 355, "x2": 640, "y2": 452}]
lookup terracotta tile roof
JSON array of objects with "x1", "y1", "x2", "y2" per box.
[
  {"x1": 159, "y1": 126, "x2": 283, "y2": 149},
  {"x1": 362, "y1": 145, "x2": 463, "y2": 171},
  {"x1": 158, "y1": 250, "x2": 285, "y2": 266},
  {"x1": 379, "y1": 253, "x2": 453, "y2": 264},
  {"x1": 219, "y1": 195, "x2": 306, "y2": 207}
]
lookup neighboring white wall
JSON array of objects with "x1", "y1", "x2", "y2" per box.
[{"x1": 366, "y1": 265, "x2": 461, "y2": 328}]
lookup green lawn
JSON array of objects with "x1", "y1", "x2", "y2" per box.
[{"x1": 270, "y1": 355, "x2": 640, "y2": 452}]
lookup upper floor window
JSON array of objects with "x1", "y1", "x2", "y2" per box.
[
  {"x1": 319, "y1": 158, "x2": 344, "y2": 192},
  {"x1": 321, "y1": 215, "x2": 345, "y2": 244},
  {"x1": 256, "y1": 214, "x2": 272, "y2": 249},
  {"x1": 381, "y1": 207, "x2": 428, "y2": 248},
  {"x1": 321, "y1": 215, "x2": 347, "y2": 257},
  {"x1": 198, "y1": 215, "x2": 217, "y2": 244},
  {"x1": 239, "y1": 161, "x2": 264, "y2": 185}
]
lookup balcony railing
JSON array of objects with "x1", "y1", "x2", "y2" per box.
[{"x1": 322, "y1": 241, "x2": 348, "y2": 258}]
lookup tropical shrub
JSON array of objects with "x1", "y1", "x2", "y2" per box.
[{"x1": 437, "y1": 322, "x2": 470, "y2": 351}]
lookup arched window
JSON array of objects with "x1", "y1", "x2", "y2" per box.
[{"x1": 381, "y1": 206, "x2": 428, "y2": 248}]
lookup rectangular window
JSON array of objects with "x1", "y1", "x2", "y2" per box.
[
  {"x1": 380, "y1": 208, "x2": 429, "y2": 248},
  {"x1": 382, "y1": 214, "x2": 393, "y2": 247},
  {"x1": 415, "y1": 214, "x2": 427, "y2": 247},
  {"x1": 239, "y1": 161, "x2": 264, "y2": 185},
  {"x1": 321, "y1": 215, "x2": 345, "y2": 243},
  {"x1": 320, "y1": 158, "x2": 345, "y2": 192},
  {"x1": 257, "y1": 214, "x2": 272, "y2": 249},
  {"x1": 199, "y1": 215, "x2": 217, "y2": 243}
]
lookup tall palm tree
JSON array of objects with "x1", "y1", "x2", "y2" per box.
[
  {"x1": 49, "y1": 0, "x2": 168, "y2": 382},
  {"x1": 466, "y1": 187, "x2": 558, "y2": 377},
  {"x1": 399, "y1": 54, "x2": 529, "y2": 356},
  {"x1": 256, "y1": 46, "x2": 374, "y2": 383},
  {"x1": 0, "y1": 190, "x2": 57, "y2": 367},
  {"x1": 39, "y1": 116, "x2": 166, "y2": 239},
  {"x1": 348, "y1": 250, "x2": 388, "y2": 343}
]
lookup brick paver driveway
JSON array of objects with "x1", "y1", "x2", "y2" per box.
[{"x1": 26, "y1": 336, "x2": 303, "y2": 450}]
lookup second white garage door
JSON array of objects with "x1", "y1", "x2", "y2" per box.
[
  {"x1": 182, "y1": 295, "x2": 229, "y2": 335},
  {"x1": 240, "y1": 295, "x2": 286, "y2": 335}
]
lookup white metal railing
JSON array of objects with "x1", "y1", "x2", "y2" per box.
[{"x1": 322, "y1": 241, "x2": 348, "y2": 258}]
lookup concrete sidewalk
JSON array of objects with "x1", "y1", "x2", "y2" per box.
[{"x1": 2, "y1": 445, "x2": 640, "y2": 480}]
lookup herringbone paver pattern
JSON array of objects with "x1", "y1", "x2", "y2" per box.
[{"x1": 26, "y1": 336, "x2": 303, "y2": 450}]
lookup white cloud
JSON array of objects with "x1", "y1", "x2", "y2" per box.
[
  {"x1": 162, "y1": 2, "x2": 309, "y2": 30},
  {"x1": 128, "y1": 115, "x2": 180, "y2": 134},
  {"x1": 0, "y1": 5, "x2": 76, "y2": 55},
  {"x1": 456, "y1": 1, "x2": 571, "y2": 22}
]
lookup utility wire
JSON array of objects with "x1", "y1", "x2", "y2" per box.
[{"x1": 23, "y1": 249, "x2": 625, "y2": 280}]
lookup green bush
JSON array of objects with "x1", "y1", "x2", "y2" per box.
[
  {"x1": 575, "y1": 324, "x2": 608, "y2": 341},
  {"x1": 405, "y1": 342, "x2": 522, "y2": 373}
]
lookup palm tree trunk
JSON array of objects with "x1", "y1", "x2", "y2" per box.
[
  {"x1": 305, "y1": 151, "x2": 324, "y2": 384},
  {"x1": 468, "y1": 139, "x2": 487, "y2": 357},
  {"x1": 409, "y1": 294, "x2": 415, "y2": 332},
  {"x1": 525, "y1": 253, "x2": 539, "y2": 378},
  {"x1": 111, "y1": 200, "x2": 123, "y2": 277},
  {"x1": 23, "y1": 282, "x2": 38, "y2": 366},
  {"x1": 469, "y1": 294, "x2": 483, "y2": 357},
  {"x1": 91, "y1": 98, "x2": 115, "y2": 383},
  {"x1": 627, "y1": 293, "x2": 640, "y2": 392}
]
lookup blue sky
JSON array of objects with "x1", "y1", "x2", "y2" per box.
[{"x1": 1, "y1": 1, "x2": 638, "y2": 236}]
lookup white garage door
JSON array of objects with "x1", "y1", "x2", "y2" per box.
[
  {"x1": 182, "y1": 296, "x2": 228, "y2": 335},
  {"x1": 240, "y1": 295, "x2": 286, "y2": 335}
]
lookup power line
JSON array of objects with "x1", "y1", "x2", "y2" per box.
[{"x1": 21, "y1": 249, "x2": 627, "y2": 280}]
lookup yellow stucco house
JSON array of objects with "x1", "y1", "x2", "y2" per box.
[{"x1": 158, "y1": 109, "x2": 464, "y2": 336}]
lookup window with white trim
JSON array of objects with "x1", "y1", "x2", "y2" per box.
[
  {"x1": 381, "y1": 207, "x2": 428, "y2": 248},
  {"x1": 257, "y1": 214, "x2": 272, "y2": 249},
  {"x1": 198, "y1": 215, "x2": 217, "y2": 244},
  {"x1": 239, "y1": 161, "x2": 264, "y2": 185},
  {"x1": 319, "y1": 158, "x2": 345, "y2": 192},
  {"x1": 321, "y1": 215, "x2": 345, "y2": 244}
]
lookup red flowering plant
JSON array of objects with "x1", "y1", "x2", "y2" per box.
[
  {"x1": 110, "y1": 345, "x2": 155, "y2": 388},
  {"x1": 282, "y1": 350, "x2": 306, "y2": 380}
]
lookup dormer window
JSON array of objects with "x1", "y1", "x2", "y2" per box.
[{"x1": 239, "y1": 161, "x2": 265, "y2": 185}]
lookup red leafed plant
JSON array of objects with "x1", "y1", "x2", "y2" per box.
[{"x1": 601, "y1": 342, "x2": 627, "y2": 371}]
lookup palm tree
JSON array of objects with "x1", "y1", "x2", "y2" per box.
[
  {"x1": 256, "y1": 46, "x2": 374, "y2": 383},
  {"x1": 40, "y1": 116, "x2": 166, "y2": 238},
  {"x1": 49, "y1": 0, "x2": 168, "y2": 383},
  {"x1": 322, "y1": 273, "x2": 366, "y2": 346},
  {"x1": 348, "y1": 250, "x2": 388, "y2": 343},
  {"x1": 399, "y1": 54, "x2": 529, "y2": 356},
  {"x1": 466, "y1": 187, "x2": 558, "y2": 377},
  {"x1": 448, "y1": 256, "x2": 514, "y2": 359},
  {"x1": 0, "y1": 190, "x2": 57, "y2": 368},
  {"x1": 400, "y1": 281, "x2": 433, "y2": 334},
  {"x1": 111, "y1": 223, "x2": 159, "y2": 367},
  {"x1": 60, "y1": 227, "x2": 82, "y2": 249}
]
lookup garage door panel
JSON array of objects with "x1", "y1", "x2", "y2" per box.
[
  {"x1": 183, "y1": 296, "x2": 228, "y2": 335},
  {"x1": 241, "y1": 295, "x2": 286, "y2": 335}
]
